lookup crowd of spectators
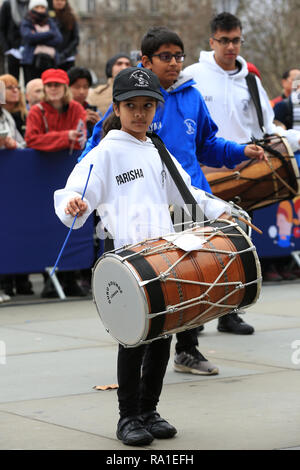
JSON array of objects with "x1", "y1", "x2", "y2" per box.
[{"x1": 0, "y1": 2, "x2": 299, "y2": 304}]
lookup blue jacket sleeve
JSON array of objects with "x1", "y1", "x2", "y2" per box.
[
  {"x1": 78, "y1": 104, "x2": 113, "y2": 162},
  {"x1": 273, "y1": 99, "x2": 291, "y2": 129},
  {"x1": 195, "y1": 94, "x2": 248, "y2": 169}
]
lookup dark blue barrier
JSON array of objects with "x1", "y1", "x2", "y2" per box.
[
  {"x1": 252, "y1": 197, "x2": 300, "y2": 257},
  {"x1": 0, "y1": 148, "x2": 96, "y2": 275},
  {"x1": 1, "y1": 146, "x2": 298, "y2": 275}
]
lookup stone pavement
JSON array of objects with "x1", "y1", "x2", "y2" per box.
[{"x1": 0, "y1": 276, "x2": 300, "y2": 451}]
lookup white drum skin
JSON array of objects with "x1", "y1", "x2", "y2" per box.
[{"x1": 92, "y1": 254, "x2": 150, "y2": 347}]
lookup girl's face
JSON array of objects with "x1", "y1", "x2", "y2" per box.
[
  {"x1": 114, "y1": 96, "x2": 157, "y2": 141},
  {"x1": 44, "y1": 82, "x2": 65, "y2": 104},
  {"x1": 53, "y1": 0, "x2": 67, "y2": 10}
]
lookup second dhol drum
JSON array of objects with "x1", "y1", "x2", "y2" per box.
[
  {"x1": 92, "y1": 219, "x2": 262, "y2": 348},
  {"x1": 201, "y1": 135, "x2": 300, "y2": 211}
]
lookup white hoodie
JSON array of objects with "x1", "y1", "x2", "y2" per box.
[
  {"x1": 54, "y1": 129, "x2": 230, "y2": 249},
  {"x1": 184, "y1": 51, "x2": 300, "y2": 151}
]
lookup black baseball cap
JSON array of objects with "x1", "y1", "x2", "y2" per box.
[{"x1": 113, "y1": 67, "x2": 164, "y2": 103}]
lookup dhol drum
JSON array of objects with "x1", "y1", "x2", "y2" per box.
[
  {"x1": 92, "y1": 219, "x2": 262, "y2": 348},
  {"x1": 201, "y1": 135, "x2": 300, "y2": 211}
]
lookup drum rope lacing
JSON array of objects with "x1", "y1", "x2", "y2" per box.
[
  {"x1": 206, "y1": 135, "x2": 299, "y2": 210},
  {"x1": 112, "y1": 222, "x2": 261, "y2": 324},
  {"x1": 115, "y1": 222, "x2": 250, "y2": 262}
]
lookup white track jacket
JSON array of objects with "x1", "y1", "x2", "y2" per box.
[
  {"x1": 54, "y1": 130, "x2": 231, "y2": 248},
  {"x1": 184, "y1": 51, "x2": 300, "y2": 151}
]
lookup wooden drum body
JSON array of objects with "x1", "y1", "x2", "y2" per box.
[
  {"x1": 202, "y1": 135, "x2": 300, "y2": 211},
  {"x1": 92, "y1": 220, "x2": 262, "y2": 347}
]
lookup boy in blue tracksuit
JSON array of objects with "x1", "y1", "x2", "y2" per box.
[
  {"x1": 79, "y1": 74, "x2": 253, "y2": 192},
  {"x1": 79, "y1": 26, "x2": 264, "y2": 375}
]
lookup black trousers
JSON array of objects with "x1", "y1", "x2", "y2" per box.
[
  {"x1": 175, "y1": 328, "x2": 199, "y2": 354},
  {"x1": 117, "y1": 336, "x2": 172, "y2": 419},
  {"x1": 104, "y1": 237, "x2": 173, "y2": 419},
  {"x1": 6, "y1": 55, "x2": 21, "y2": 81},
  {"x1": 104, "y1": 237, "x2": 198, "y2": 418}
]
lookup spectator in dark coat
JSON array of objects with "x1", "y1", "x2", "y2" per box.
[
  {"x1": 48, "y1": 0, "x2": 79, "y2": 71},
  {"x1": 0, "y1": 0, "x2": 29, "y2": 80},
  {"x1": 20, "y1": 0, "x2": 63, "y2": 84}
]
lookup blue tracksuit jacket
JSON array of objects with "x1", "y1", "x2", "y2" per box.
[{"x1": 78, "y1": 73, "x2": 247, "y2": 192}]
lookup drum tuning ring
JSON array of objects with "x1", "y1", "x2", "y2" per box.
[
  {"x1": 167, "y1": 306, "x2": 176, "y2": 313},
  {"x1": 159, "y1": 272, "x2": 168, "y2": 281},
  {"x1": 235, "y1": 282, "x2": 243, "y2": 290}
]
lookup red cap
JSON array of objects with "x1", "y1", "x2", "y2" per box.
[
  {"x1": 247, "y1": 62, "x2": 261, "y2": 79},
  {"x1": 41, "y1": 68, "x2": 70, "y2": 85}
]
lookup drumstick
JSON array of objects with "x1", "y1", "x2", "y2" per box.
[
  {"x1": 237, "y1": 216, "x2": 263, "y2": 235},
  {"x1": 50, "y1": 163, "x2": 94, "y2": 277}
]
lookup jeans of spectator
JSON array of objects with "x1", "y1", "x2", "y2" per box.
[{"x1": 6, "y1": 55, "x2": 21, "y2": 81}]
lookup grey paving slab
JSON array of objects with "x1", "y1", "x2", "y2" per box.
[
  {"x1": 0, "y1": 346, "x2": 118, "y2": 403},
  {"x1": 1, "y1": 369, "x2": 300, "y2": 450},
  {"x1": 0, "y1": 282, "x2": 300, "y2": 450},
  {"x1": 0, "y1": 410, "x2": 122, "y2": 450}
]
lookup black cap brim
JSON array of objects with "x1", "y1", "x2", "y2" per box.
[{"x1": 114, "y1": 89, "x2": 164, "y2": 103}]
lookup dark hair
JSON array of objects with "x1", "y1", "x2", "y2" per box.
[
  {"x1": 282, "y1": 68, "x2": 298, "y2": 80},
  {"x1": 48, "y1": 0, "x2": 77, "y2": 31},
  {"x1": 105, "y1": 53, "x2": 132, "y2": 78},
  {"x1": 102, "y1": 104, "x2": 121, "y2": 138},
  {"x1": 68, "y1": 67, "x2": 92, "y2": 87},
  {"x1": 210, "y1": 12, "x2": 242, "y2": 35},
  {"x1": 141, "y1": 26, "x2": 184, "y2": 58}
]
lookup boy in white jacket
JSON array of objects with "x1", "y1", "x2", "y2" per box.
[
  {"x1": 184, "y1": 12, "x2": 300, "y2": 152},
  {"x1": 54, "y1": 67, "x2": 232, "y2": 446},
  {"x1": 184, "y1": 12, "x2": 300, "y2": 334}
]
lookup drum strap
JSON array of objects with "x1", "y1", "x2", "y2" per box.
[
  {"x1": 147, "y1": 132, "x2": 207, "y2": 223},
  {"x1": 245, "y1": 73, "x2": 266, "y2": 135}
]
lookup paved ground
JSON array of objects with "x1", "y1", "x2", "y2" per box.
[{"x1": 1, "y1": 275, "x2": 300, "y2": 451}]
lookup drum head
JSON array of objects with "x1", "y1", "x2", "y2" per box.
[{"x1": 92, "y1": 254, "x2": 149, "y2": 347}]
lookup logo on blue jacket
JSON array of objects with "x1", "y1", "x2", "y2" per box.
[{"x1": 184, "y1": 119, "x2": 196, "y2": 135}]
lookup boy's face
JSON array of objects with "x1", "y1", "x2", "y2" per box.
[
  {"x1": 70, "y1": 78, "x2": 90, "y2": 106},
  {"x1": 113, "y1": 96, "x2": 157, "y2": 141},
  {"x1": 209, "y1": 27, "x2": 242, "y2": 71},
  {"x1": 112, "y1": 57, "x2": 132, "y2": 78},
  {"x1": 142, "y1": 43, "x2": 183, "y2": 89}
]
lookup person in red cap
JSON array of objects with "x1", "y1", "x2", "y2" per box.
[
  {"x1": 25, "y1": 67, "x2": 88, "y2": 298},
  {"x1": 25, "y1": 68, "x2": 87, "y2": 152}
]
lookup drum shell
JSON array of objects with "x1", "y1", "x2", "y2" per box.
[
  {"x1": 92, "y1": 221, "x2": 261, "y2": 347},
  {"x1": 202, "y1": 135, "x2": 300, "y2": 211}
]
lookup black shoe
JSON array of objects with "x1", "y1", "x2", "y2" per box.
[
  {"x1": 196, "y1": 324, "x2": 204, "y2": 335},
  {"x1": 41, "y1": 284, "x2": 59, "y2": 298},
  {"x1": 4, "y1": 285, "x2": 15, "y2": 296},
  {"x1": 141, "y1": 411, "x2": 177, "y2": 439},
  {"x1": 218, "y1": 311, "x2": 254, "y2": 335},
  {"x1": 116, "y1": 416, "x2": 154, "y2": 446},
  {"x1": 16, "y1": 280, "x2": 34, "y2": 295},
  {"x1": 2, "y1": 279, "x2": 15, "y2": 296},
  {"x1": 63, "y1": 282, "x2": 87, "y2": 297}
]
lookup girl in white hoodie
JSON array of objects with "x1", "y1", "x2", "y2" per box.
[{"x1": 54, "y1": 67, "x2": 232, "y2": 446}]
